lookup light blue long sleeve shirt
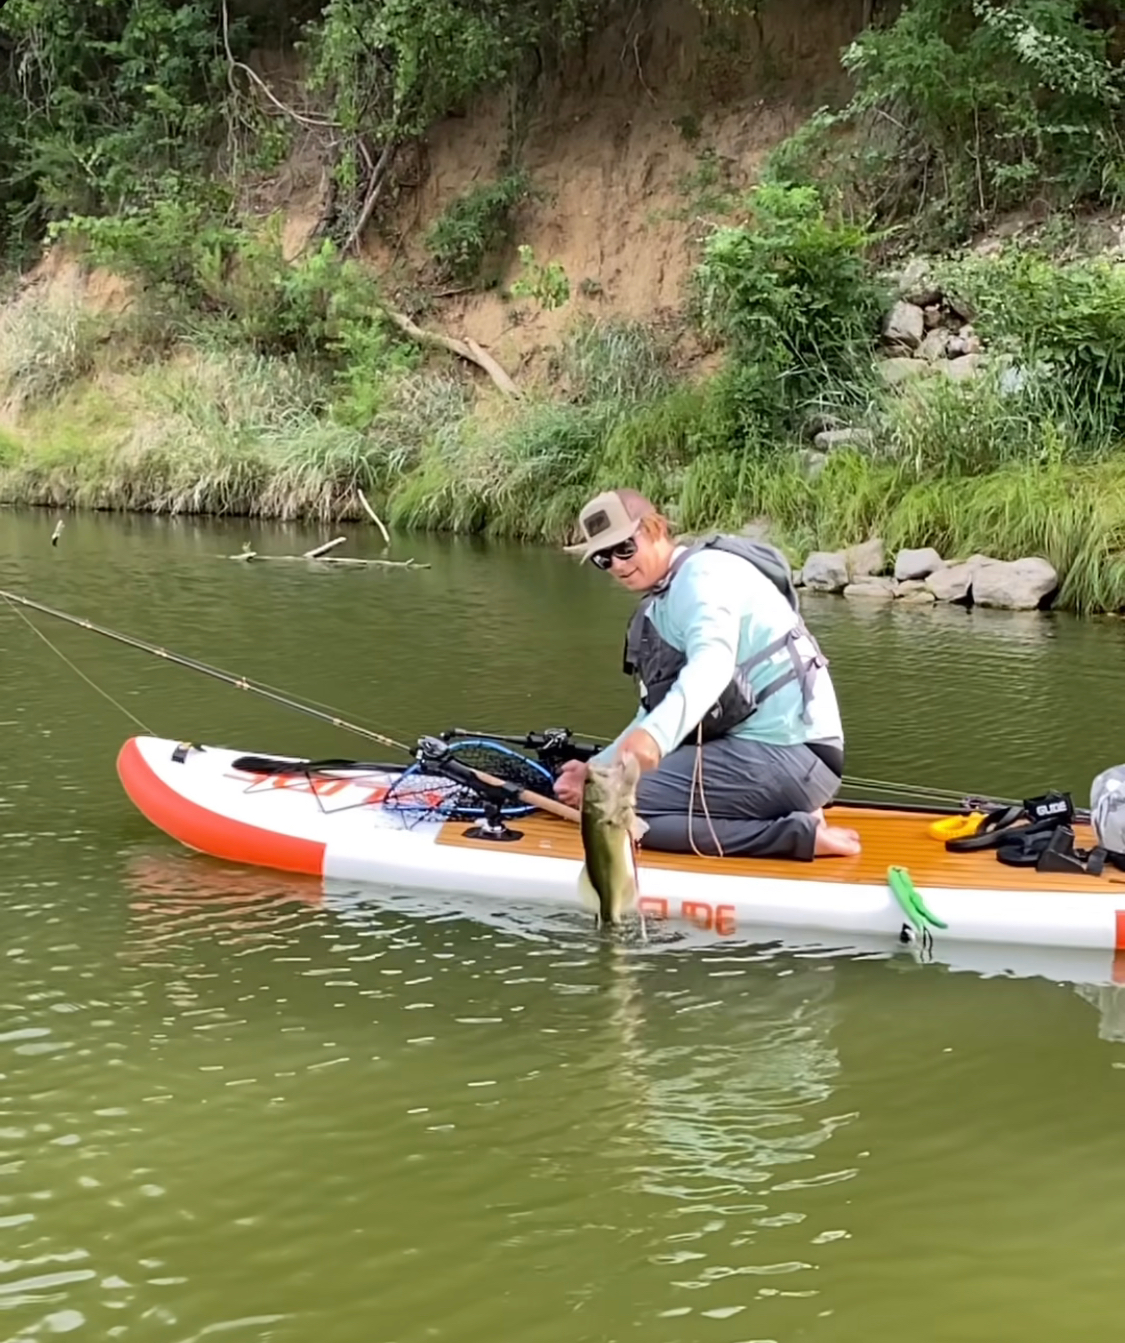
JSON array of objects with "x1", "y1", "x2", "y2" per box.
[{"x1": 599, "y1": 546, "x2": 843, "y2": 761}]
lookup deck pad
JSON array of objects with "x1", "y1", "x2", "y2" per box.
[{"x1": 437, "y1": 807, "x2": 1118, "y2": 895}]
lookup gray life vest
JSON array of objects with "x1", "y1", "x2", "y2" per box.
[{"x1": 622, "y1": 533, "x2": 828, "y2": 744}]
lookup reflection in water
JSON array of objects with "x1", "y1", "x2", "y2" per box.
[
  {"x1": 1075, "y1": 983, "x2": 1125, "y2": 1042},
  {"x1": 631, "y1": 964, "x2": 850, "y2": 1318},
  {"x1": 121, "y1": 851, "x2": 324, "y2": 961},
  {"x1": 11, "y1": 511, "x2": 1125, "y2": 1340}
]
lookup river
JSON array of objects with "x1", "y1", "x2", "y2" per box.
[{"x1": 4, "y1": 506, "x2": 1125, "y2": 1343}]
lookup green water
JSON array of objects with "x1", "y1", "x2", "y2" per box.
[{"x1": 5, "y1": 506, "x2": 1125, "y2": 1343}]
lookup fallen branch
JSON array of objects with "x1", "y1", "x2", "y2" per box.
[
  {"x1": 383, "y1": 308, "x2": 521, "y2": 398},
  {"x1": 308, "y1": 557, "x2": 428, "y2": 568},
  {"x1": 357, "y1": 490, "x2": 391, "y2": 545},
  {"x1": 303, "y1": 536, "x2": 348, "y2": 559},
  {"x1": 343, "y1": 140, "x2": 397, "y2": 256},
  {"x1": 226, "y1": 551, "x2": 428, "y2": 569}
]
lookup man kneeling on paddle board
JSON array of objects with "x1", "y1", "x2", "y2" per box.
[{"x1": 558, "y1": 488, "x2": 861, "y2": 860}]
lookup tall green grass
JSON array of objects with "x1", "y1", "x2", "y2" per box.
[
  {"x1": 0, "y1": 343, "x2": 467, "y2": 520},
  {"x1": 4, "y1": 296, "x2": 1125, "y2": 612},
  {"x1": 0, "y1": 297, "x2": 104, "y2": 406}
]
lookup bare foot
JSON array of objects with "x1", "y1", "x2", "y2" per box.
[{"x1": 814, "y1": 821, "x2": 862, "y2": 857}]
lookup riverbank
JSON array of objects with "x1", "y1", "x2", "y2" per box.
[
  {"x1": 3, "y1": 310, "x2": 1125, "y2": 615},
  {"x1": 6, "y1": 346, "x2": 1125, "y2": 617},
  {"x1": 3, "y1": 1, "x2": 1125, "y2": 613}
]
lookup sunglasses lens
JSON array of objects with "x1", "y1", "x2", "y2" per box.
[{"x1": 591, "y1": 539, "x2": 636, "y2": 569}]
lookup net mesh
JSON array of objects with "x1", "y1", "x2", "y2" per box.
[{"x1": 382, "y1": 738, "x2": 556, "y2": 824}]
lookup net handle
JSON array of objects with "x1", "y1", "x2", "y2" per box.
[{"x1": 417, "y1": 737, "x2": 580, "y2": 824}]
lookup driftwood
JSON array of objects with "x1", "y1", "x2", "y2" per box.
[
  {"x1": 229, "y1": 552, "x2": 429, "y2": 569},
  {"x1": 357, "y1": 490, "x2": 391, "y2": 545},
  {"x1": 304, "y1": 536, "x2": 348, "y2": 559},
  {"x1": 383, "y1": 308, "x2": 521, "y2": 398},
  {"x1": 225, "y1": 538, "x2": 428, "y2": 569}
]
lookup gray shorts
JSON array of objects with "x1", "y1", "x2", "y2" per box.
[{"x1": 636, "y1": 736, "x2": 843, "y2": 862}]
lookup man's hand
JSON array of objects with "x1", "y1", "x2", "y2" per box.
[
  {"x1": 554, "y1": 759, "x2": 588, "y2": 809},
  {"x1": 616, "y1": 728, "x2": 661, "y2": 773}
]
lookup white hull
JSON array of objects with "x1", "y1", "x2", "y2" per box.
[{"x1": 115, "y1": 735, "x2": 1125, "y2": 985}]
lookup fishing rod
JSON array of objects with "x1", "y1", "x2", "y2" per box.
[
  {"x1": 0, "y1": 587, "x2": 580, "y2": 825},
  {"x1": 0, "y1": 586, "x2": 411, "y2": 754},
  {"x1": 1, "y1": 587, "x2": 1040, "y2": 821}
]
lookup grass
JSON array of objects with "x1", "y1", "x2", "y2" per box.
[
  {"x1": 4, "y1": 296, "x2": 1125, "y2": 613},
  {"x1": 0, "y1": 295, "x2": 103, "y2": 406},
  {"x1": 0, "y1": 319, "x2": 468, "y2": 520}
]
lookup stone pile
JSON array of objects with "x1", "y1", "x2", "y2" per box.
[
  {"x1": 878, "y1": 258, "x2": 988, "y2": 388},
  {"x1": 795, "y1": 258, "x2": 994, "y2": 479},
  {"x1": 795, "y1": 539, "x2": 1059, "y2": 611}
]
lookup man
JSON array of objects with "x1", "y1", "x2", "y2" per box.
[{"x1": 558, "y1": 488, "x2": 861, "y2": 860}]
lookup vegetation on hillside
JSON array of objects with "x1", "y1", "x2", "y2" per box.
[{"x1": 3, "y1": 0, "x2": 1125, "y2": 611}]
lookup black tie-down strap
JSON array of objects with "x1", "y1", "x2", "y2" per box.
[{"x1": 945, "y1": 790, "x2": 1125, "y2": 876}]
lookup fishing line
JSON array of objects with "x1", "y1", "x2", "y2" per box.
[
  {"x1": 1, "y1": 586, "x2": 1025, "y2": 812},
  {"x1": 2, "y1": 590, "x2": 155, "y2": 735},
  {"x1": 0, "y1": 587, "x2": 411, "y2": 756},
  {"x1": 564, "y1": 722, "x2": 1020, "y2": 810}
]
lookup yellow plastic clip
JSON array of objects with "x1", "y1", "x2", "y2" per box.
[{"x1": 928, "y1": 811, "x2": 986, "y2": 842}]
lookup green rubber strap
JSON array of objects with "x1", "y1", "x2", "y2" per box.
[{"x1": 888, "y1": 864, "x2": 949, "y2": 932}]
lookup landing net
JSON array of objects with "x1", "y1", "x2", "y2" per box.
[{"x1": 382, "y1": 737, "x2": 556, "y2": 826}]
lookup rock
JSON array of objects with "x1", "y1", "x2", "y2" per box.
[
  {"x1": 802, "y1": 410, "x2": 846, "y2": 439},
  {"x1": 879, "y1": 356, "x2": 932, "y2": 387},
  {"x1": 898, "y1": 258, "x2": 941, "y2": 307},
  {"x1": 895, "y1": 579, "x2": 928, "y2": 594},
  {"x1": 943, "y1": 353, "x2": 986, "y2": 381},
  {"x1": 738, "y1": 516, "x2": 772, "y2": 542},
  {"x1": 813, "y1": 427, "x2": 874, "y2": 452},
  {"x1": 894, "y1": 547, "x2": 945, "y2": 581},
  {"x1": 946, "y1": 292, "x2": 975, "y2": 324},
  {"x1": 800, "y1": 550, "x2": 850, "y2": 593},
  {"x1": 923, "y1": 304, "x2": 943, "y2": 330},
  {"x1": 919, "y1": 328, "x2": 952, "y2": 362},
  {"x1": 926, "y1": 561, "x2": 975, "y2": 603},
  {"x1": 884, "y1": 300, "x2": 925, "y2": 349},
  {"x1": 946, "y1": 336, "x2": 967, "y2": 357},
  {"x1": 795, "y1": 447, "x2": 827, "y2": 481},
  {"x1": 844, "y1": 578, "x2": 895, "y2": 600},
  {"x1": 846, "y1": 537, "x2": 885, "y2": 580},
  {"x1": 897, "y1": 588, "x2": 937, "y2": 606},
  {"x1": 971, "y1": 557, "x2": 1059, "y2": 610}
]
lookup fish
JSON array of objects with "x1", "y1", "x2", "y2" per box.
[{"x1": 578, "y1": 752, "x2": 649, "y2": 928}]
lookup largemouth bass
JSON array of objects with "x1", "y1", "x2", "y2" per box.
[{"x1": 578, "y1": 753, "x2": 649, "y2": 928}]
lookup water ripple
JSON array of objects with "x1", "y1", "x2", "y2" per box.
[{"x1": 7, "y1": 515, "x2": 1125, "y2": 1341}]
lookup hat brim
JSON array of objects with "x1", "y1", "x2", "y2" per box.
[{"x1": 563, "y1": 518, "x2": 641, "y2": 562}]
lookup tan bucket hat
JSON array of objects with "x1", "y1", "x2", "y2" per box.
[{"x1": 563, "y1": 488, "x2": 656, "y2": 562}]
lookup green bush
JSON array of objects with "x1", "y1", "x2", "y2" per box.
[
  {"x1": 694, "y1": 182, "x2": 887, "y2": 436},
  {"x1": 0, "y1": 0, "x2": 243, "y2": 243},
  {"x1": 770, "y1": 0, "x2": 1125, "y2": 238},
  {"x1": 425, "y1": 170, "x2": 533, "y2": 284},
  {"x1": 937, "y1": 248, "x2": 1125, "y2": 440}
]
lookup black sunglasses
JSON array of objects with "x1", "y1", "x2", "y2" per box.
[{"x1": 590, "y1": 537, "x2": 638, "y2": 570}]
